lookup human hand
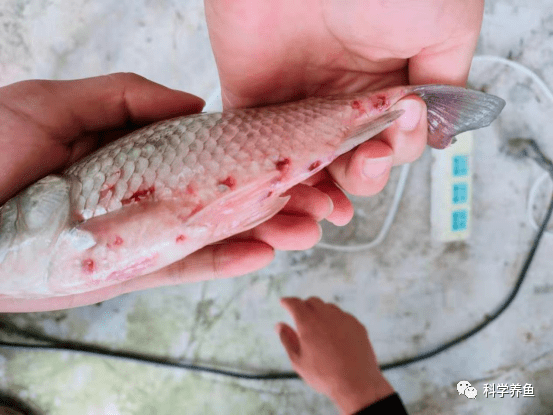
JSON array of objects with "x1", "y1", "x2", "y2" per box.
[
  {"x1": 276, "y1": 297, "x2": 394, "y2": 414},
  {"x1": 206, "y1": 0, "x2": 483, "y2": 196},
  {"x1": 0, "y1": 74, "x2": 341, "y2": 312}
]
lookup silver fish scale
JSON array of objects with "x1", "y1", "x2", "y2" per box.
[{"x1": 64, "y1": 98, "x2": 355, "y2": 219}]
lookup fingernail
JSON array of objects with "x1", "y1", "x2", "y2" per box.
[
  {"x1": 363, "y1": 157, "x2": 392, "y2": 179},
  {"x1": 394, "y1": 99, "x2": 423, "y2": 131}
]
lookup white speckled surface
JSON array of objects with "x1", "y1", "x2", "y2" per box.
[{"x1": 2, "y1": 0, "x2": 553, "y2": 414}]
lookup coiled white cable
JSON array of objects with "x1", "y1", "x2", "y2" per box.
[
  {"x1": 473, "y1": 55, "x2": 553, "y2": 237},
  {"x1": 316, "y1": 163, "x2": 411, "y2": 252},
  {"x1": 472, "y1": 55, "x2": 553, "y2": 103}
]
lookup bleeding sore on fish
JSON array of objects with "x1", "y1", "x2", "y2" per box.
[{"x1": 0, "y1": 85, "x2": 505, "y2": 298}]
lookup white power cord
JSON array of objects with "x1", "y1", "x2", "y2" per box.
[
  {"x1": 472, "y1": 55, "x2": 553, "y2": 102},
  {"x1": 317, "y1": 163, "x2": 411, "y2": 252},
  {"x1": 473, "y1": 55, "x2": 553, "y2": 237}
]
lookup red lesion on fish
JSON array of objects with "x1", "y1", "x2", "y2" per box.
[
  {"x1": 82, "y1": 258, "x2": 95, "y2": 273},
  {"x1": 99, "y1": 185, "x2": 115, "y2": 200},
  {"x1": 309, "y1": 160, "x2": 322, "y2": 171},
  {"x1": 176, "y1": 234, "x2": 186, "y2": 243},
  {"x1": 351, "y1": 100, "x2": 366, "y2": 114},
  {"x1": 190, "y1": 203, "x2": 203, "y2": 216},
  {"x1": 186, "y1": 184, "x2": 197, "y2": 195},
  {"x1": 371, "y1": 95, "x2": 388, "y2": 111},
  {"x1": 177, "y1": 203, "x2": 203, "y2": 222},
  {"x1": 219, "y1": 176, "x2": 236, "y2": 189},
  {"x1": 107, "y1": 235, "x2": 124, "y2": 249},
  {"x1": 121, "y1": 186, "x2": 155, "y2": 205},
  {"x1": 276, "y1": 158, "x2": 291, "y2": 173}
]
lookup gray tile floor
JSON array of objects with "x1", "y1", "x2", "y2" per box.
[{"x1": 2, "y1": 0, "x2": 553, "y2": 414}]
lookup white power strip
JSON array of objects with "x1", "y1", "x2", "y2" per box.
[{"x1": 431, "y1": 131, "x2": 474, "y2": 241}]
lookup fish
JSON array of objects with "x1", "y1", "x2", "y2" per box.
[{"x1": 0, "y1": 85, "x2": 505, "y2": 298}]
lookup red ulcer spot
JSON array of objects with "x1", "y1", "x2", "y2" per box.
[
  {"x1": 309, "y1": 160, "x2": 322, "y2": 171},
  {"x1": 351, "y1": 100, "x2": 365, "y2": 114},
  {"x1": 176, "y1": 234, "x2": 186, "y2": 243},
  {"x1": 219, "y1": 176, "x2": 236, "y2": 189},
  {"x1": 186, "y1": 184, "x2": 196, "y2": 195},
  {"x1": 107, "y1": 235, "x2": 123, "y2": 249},
  {"x1": 372, "y1": 95, "x2": 388, "y2": 111},
  {"x1": 82, "y1": 259, "x2": 95, "y2": 273},
  {"x1": 276, "y1": 158, "x2": 291, "y2": 173},
  {"x1": 190, "y1": 204, "x2": 203, "y2": 216},
  {"x1": 121, "y1": 186, "x2": 155, "y2": 205}
]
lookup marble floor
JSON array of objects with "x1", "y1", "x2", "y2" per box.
[{"x1": 2, "y1": 0, "x2": 553, "y2": 414}]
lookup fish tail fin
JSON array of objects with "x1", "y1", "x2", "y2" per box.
[{"x1": 410, "y1": 85, "x2": 506, "y2": 149}]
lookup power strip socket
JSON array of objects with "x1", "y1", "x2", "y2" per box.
[{"x1": 431, "y1": 131, "x2": 473, "y2": 242}]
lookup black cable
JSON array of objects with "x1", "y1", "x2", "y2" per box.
[
  {"x1": 0, "y1": 179, "x2": 552, "y2": 380},
  {"x1": 0, "y1": 339, "x2": 299, "y2": 380},
  {"x1": 0, "y1": 391, "x2": 42, "y2": 415},
  {"x1": 380, "y1": 192, "x2": 553, "y2": 370}
]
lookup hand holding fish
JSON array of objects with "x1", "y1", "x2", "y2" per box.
[
  {"x1": 0, "y1": 66, "x2": 504, "y2": 309},
  {"x1": 0, "y1": 74, "x2": 338, "y2": 311},
  {"x1": 205, "y1": 0, "x2": 484, "y2": 194}
]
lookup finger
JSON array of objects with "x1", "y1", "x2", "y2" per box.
[
  {"x1": 327, "y1": 303, "x2": 343, "y2": 314},
  {"x1": 279, "y1": 297, "x2": 313, "y2": 327},
  {"x1": 408, "y1": 6, "x2": 483, "y2": 87},
  {"x1": 301, "y1": 169, "x2": 329, "y2": 187},
  {"x1": 305, "y1": 296, "x2": 325, "y2": 311},
  {"x1": 377, "y1": 96, "x2": 428, "y2": 166},
  {"x1": 236, "y1": 213, "x2": 321, "y2": 250},
  {"x1": 275, "y1": 322, "x2": 301, "y2": 361},
  {"x1": 66, "y1": 134, "x2": 100, "y2": 165},
  {"x1": 116, "y1": 241, "x2": 275, "y2": 292},
  {"x1": 1, "y1": 73, "x2": 205, "y2": 141},
  {"x1": 0, "y1": 240, "x2": 275, "y2": 312},
  {"x1": 312, "y1": 180, "x2": 353, "y2": 226},
  {"x1": 282, "y1": 184, "x2": 334, "y2": 221},
  {"x1": 327, "y1": 139, "x2": 393, "y2": 196}
]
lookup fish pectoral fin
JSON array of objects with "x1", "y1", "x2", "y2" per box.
[
  {"x1": 186, "y1": 171, "x2": 289, "y2": 240},
  {"x1": 221, "y1": 194, "x2": 291, "y2": 234},
  {"x1": 336, "y1": 110, "x2": 404, "y2": 157}
]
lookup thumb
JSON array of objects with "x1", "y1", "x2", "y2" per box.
[
  {"x1": 379, "y1": 96, "x2": 428, "y2": 166},
  {"x1": 275, "y1": 322, "x2": 300, "y2": 362}
]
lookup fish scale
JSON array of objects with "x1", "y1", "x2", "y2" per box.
[
  {"x1": 65, "y1": 101, "x2": 348, "y2": 219},
  {"x1": 0, "y1": 85, "x2": 505, "y2": 297}
]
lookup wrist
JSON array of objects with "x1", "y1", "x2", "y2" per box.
[{"x1": 330, "y1": 376, "x2": 395, "y2": 415}]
